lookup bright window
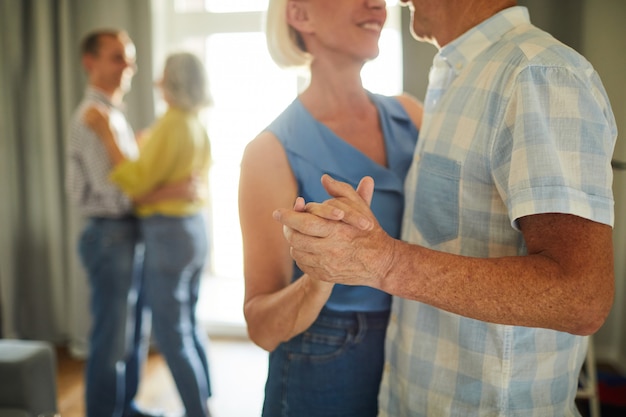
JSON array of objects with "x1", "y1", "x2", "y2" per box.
[
  {"x1": 152, "y1": 0, "x2": 403, "y2": 331},
  {"x1": 175, "y1": 0, "x2": 268, "y2": 13}
]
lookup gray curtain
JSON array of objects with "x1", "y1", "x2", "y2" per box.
[{"x1": 0, "y1": 0, "x2": 154, "y2": 356}]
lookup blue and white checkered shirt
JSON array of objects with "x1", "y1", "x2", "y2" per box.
[
  {"x1": 65, "y1": 87, "x2": 138, "y2": 217},
  {"x1": 379, "y1": 6, "x2": 617, "y2": 417}
]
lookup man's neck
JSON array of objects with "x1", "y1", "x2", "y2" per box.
[
  {"x1": 436, "y1": 0, "x2": 517, "y2": 47},
  {"x1": 90, "y1": 84, "x2": 124, "y2": 106}
]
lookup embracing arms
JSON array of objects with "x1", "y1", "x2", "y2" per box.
[{"x1": 83, "y1": 106, "x2": 201, "y2": 204}]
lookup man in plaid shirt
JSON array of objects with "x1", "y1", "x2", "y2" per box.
[{"x1": 274, "y1": 0, "x2": 617, "y2": 415}]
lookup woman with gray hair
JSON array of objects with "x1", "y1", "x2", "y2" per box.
[
  {"x1": 85, "y1": 51, "x2": 213, "y2": 417},
  {"x1": 159, "y1": 52, "x2": 212, "y2": 111}
]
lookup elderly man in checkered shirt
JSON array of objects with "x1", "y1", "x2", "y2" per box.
[{"x1": 273, "y1": 0, "x2": 617, "y2": 416}]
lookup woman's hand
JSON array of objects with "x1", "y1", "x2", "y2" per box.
[
  {"x1": 83, "y1": 106, "x2": 110, "y2": 136},
  {"x1": 83, "y1": 106, "x2": 125, "y2": 165}
]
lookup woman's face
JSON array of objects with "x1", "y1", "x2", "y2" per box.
[{"x1": 295, "y1": 0, "x2": 388, "y2": 63}]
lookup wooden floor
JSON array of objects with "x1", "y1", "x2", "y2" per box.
[
  {"x1": 57, "y1": 338, "x2": 626, "y2": 417},
  {"x1": 56, "y1": 348, "x2": 181, "y2": 417},
  {"x1": 56, "y1": 336, "x2": 268, "y2": 417}
]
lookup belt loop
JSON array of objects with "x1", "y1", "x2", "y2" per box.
[{"x1": 354, "y1": 312, "x2": 367, "y2": 344}]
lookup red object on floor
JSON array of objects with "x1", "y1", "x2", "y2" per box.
[{"x1": 598, "y1": 375, "x2": 626, "y2": 406}]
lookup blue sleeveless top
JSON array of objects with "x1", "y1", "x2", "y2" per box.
[{"x1": 265, "y1": 93, "x2": 419, "y2": 312}]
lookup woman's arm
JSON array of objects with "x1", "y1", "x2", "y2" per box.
[
  {"x1": 396, "y1": 93, "x2": 424, "y2": 129},
  {"x1": 83, "y1": 106, "x2": 200, "y2": 203},
  {"x1": 83, "y1": 107, "x2": 126, "y2": 165},
  {"x1": 238, "y1": 131, "x2": 334, "y2": 352}
]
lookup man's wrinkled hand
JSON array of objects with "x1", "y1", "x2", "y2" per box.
[{"x1": 272, "y1": 175, "x2": 395, "y2": 290}]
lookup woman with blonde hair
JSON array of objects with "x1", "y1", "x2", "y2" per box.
[
  {"x1": 85, "y1": 51, "x2": 213, "y2": 417},
  {"x1": 239, "y1": 0, "x2": 423, "y2": 415}
]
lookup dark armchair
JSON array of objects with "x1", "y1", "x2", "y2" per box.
[{"x1": 0, "y1": 340, "x2": 58, "y2": 417}]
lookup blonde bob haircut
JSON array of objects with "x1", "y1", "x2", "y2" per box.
[
  {"x1": 265, "y1": 0, "x2": 312, "y2": 70},
  {"x1": 161, "y1": 52, "x2": 212, "y2": 112}
]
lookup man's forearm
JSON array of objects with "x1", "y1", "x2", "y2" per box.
[{"x1": 380, "y1": 217, "x2": 613, "y2": 335}]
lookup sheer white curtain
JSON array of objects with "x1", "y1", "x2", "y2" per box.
[{"x1": 0, "y1": 0, "x2": 154, "y2": 356}]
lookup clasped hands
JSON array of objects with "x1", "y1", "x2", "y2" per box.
[{"x1": 273, "y1": 174, "x2": 396, "y2": 289}]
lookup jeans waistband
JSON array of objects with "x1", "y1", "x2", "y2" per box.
[
  {"x1": 90, "y1": 215, "x2": 137, "y2": 223},
  {"x1": 315, "y1": 307, "x2": 390, "y2": 330}
]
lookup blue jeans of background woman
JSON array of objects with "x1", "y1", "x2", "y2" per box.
[
  {"x1": 79, "y1": 216, "x2": 151, "y2": 417},
  {"x1": 142, "y1": 214, "x2": 211, "y2": 417},
  {"x1": 262, "y1": 307, "x2": 390, "y2": 417}
]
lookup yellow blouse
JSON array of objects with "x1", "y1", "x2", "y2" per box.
[{"x1": 110, "y1": 107, "x2": 211, "y2": 217}]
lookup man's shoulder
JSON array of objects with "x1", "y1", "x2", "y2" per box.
[
  {"x1": 70, "y1": 95, "x2": 97, "y2": 123},
  {"x1": 68, "y1": 96, "x2": 103, "y2": 149},
  {"x1": 68, "y1": 101, "x2": 89, "y2": 135},
  {"x1": 498, "y1": 25, "x2": 590, "y2": 71}
]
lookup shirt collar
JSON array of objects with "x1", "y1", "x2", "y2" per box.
[
  {"x1": 85, "y1": 86, "x2": 125, "y2": 110},
  {"x1": 437, "y1": 6, "x2": 531, "y2": 75}
]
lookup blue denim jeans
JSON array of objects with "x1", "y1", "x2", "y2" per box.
[
  {"x1": 262, "y1": 307, "x2": 390, "y2": 417},
  {"x1": 141, "y1": 214, "x2": 211, "y2": 417},
  {"x1": 79, "y1": 217, "x2": 150, "y2": 417}
]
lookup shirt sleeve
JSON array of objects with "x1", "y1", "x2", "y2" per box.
[
  {"x1": 493, "y1": 64, "x2": 616, "y2": 230},
  {"x1": 109, "y1": 118, "x2": 178, "y2": 198}
]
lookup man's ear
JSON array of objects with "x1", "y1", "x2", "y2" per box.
[
  {"x1": 286, "y1": 0, "x2": 313, "y2": 34},
  {"x1": 82, "y1": 54, "x2": 93, "y2": 73}
]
